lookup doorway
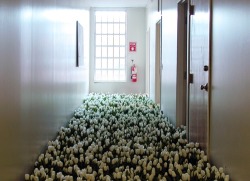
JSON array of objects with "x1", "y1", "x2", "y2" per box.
[
  {"x1": 176, "y1": 1, "x2": 188, "y2": 127},
  {"x1": 187, "y1": 0, "x2": 211, "y2": 153},
  {"x1": 155, "y1": 20, "x2": 162, "y2": 105}
]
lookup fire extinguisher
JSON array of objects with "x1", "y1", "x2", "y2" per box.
[{"x1": 131, "y1": 64, "x2": 137, "y2": 82}]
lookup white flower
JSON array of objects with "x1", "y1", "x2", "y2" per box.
[
  {"x1": 87, "y1": 165, "x2": 93, "y2": 173},
  {"x1": 24, "y1": 174, "x2": 30, "y2": 180},
  {"x1": 86, "y1": 174, "x2": 95, "y2": 181},
  {"x1": 77, "y1": 177, "x2": 83, "y2": 181},
  {"x1": 174, "y1": 153, "x2": 179, "y2": 162},
  {"x1": 219, "y1": 167, "x2": 224, "y2": 174},
  {"x1": 225, "y1": 175, "x2": 230, "y2": 181},
  {"x1": 182, "y1": 173, "x2": 190, "y2": 181},
  {"x1": 25, "y1": 93, "x2": 229, "y2": 181}
]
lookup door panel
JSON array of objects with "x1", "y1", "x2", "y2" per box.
[{"x1": 188, "y1": 0, "x2": 210, "y2": 153}]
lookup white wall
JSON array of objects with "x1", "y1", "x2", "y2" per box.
[
  {"x1": 89, "y1": 8, "x2": 146, "y2": 94},
  {"x1": 0, "y1": 1, "x2": 89, "y2": 180},
  {"x1": 160, "y1": 0, "x2": 178, "y2": 126},
  {"x1": 210, "y1": 0, "x2": 250, "y2": 180},
  {"x1": 146, "y1": 0, "x2": 161, "y2": 102},
  {"x1": 147, "y1": 0, "x2": 178, "y2": 125}
]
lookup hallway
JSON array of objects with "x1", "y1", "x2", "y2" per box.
[{"x1": 0, "y1": 0, "x2": 250, "y2": 180}]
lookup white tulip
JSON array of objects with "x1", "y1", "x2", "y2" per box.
[
  {"x1": 86, "y1": 174, "x2": 95, "y2": 181},
  {"x1": 24, "y1": 174, "x2": 29, "y2": 180},
  {"x1": 225, "y1": 175, "x2": 230, "y2": 181},
  {"x1": 172, "y1": 171, "x2": 176, "y2": 177},
  {"x1": 219, "y1": 167, "x2": 224, "y2": 174},
  {"x1": 182, "y1": 173, "x2": 190, "y2": 181},
  {"x1": 76, "y1": 177, "x2": 83, "y2": 181},
  {"x1": 205, "y1": 167, "x2": 210, "y2": 177},
  {"x1": 195, "y1": 142, "x2": 199, "y2": 148},
  {"x1": 174, "y1": 153, "x2": 179, "y2": 162}
]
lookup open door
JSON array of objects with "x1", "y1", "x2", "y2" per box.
[
  {"x1": 155, "y1": 20, "x2": 162, "y2": 105},
  {"x1": 187, "y1": 0, "x2": 211, "y2": 153},
  {"x1": 176, "y1": 0, "x2": 188, "y2": 127}
]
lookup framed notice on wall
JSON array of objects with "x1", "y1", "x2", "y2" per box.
[
  {"x1": 129, "y1": 42, "x2": 137, "y2": 52},
  {"x1": 76, "y1": 21, "x2": 84, "y2": 67}
]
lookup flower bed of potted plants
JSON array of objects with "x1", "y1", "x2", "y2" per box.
[{"x1": 25, "y1": 93, "x2": 229, "y2": 181}]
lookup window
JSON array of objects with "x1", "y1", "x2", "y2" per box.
[{"x1": 94, "y1": 11, "x2": 127, "y2": 82}]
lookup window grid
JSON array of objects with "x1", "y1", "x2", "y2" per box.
[{"x1": 94, "y1": 11, "x2": 126, "y2": 82}]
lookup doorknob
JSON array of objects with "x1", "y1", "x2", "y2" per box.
[
  {"x1": 200, "y1": 83, "x2": 208, "y2": 91},
  {"x1": 203, "y1": 65, "x2": 209, "y2": 71}
]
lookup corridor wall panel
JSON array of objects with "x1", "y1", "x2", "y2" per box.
[
  {"x1": 0, "y1": 0, "x2": 89, "y2": 180},
  {"x1": 160, "y1": 0, "x2": 178, "y2": 126},
  {"x1": 147, "y1": 0, "x2": 178, "y2": 125},
  {"x1": 210, "y1": 0, "x2": 250, "y2": 180}
]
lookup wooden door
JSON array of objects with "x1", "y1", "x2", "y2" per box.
[{"x1": 188, "y1": 0, "x2": 211, "y2": 153}]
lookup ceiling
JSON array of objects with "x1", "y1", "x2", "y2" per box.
[{"x1": 83, "y1": 0, "x2": 150, "y2": 8}]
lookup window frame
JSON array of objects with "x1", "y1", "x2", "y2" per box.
[{"x1": 93, "y1": 9, "x2": 128, "y2": 82}]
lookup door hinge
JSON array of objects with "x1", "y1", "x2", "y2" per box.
[
  {"x1": 189, "y1": 73, "x2": 194, "y2": 84},
  {"x1": 189, "y1": 5, "x2": 195, "y2": 15},
  {"x1": 184, "y1": 71, "x2": 187, "y2": 80}
]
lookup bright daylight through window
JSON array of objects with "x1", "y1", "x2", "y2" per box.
[{"x1": 94, "y1": 11, "x2": 127, "y2": 82}]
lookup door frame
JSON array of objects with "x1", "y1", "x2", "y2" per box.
[
  {"x1": 176, "y1": 0, "x2": 188, "y2": 127},
  {"x1": 146, "y1": 28, "x2": 150, "y2": 96},
  {"x1": 186, "y1": 0, "x2": 211, "y2": 154},
  {"x1": 155, "y1": 19, "x2": 162, "y2": 105}
]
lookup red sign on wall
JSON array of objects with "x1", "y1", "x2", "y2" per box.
[{"x1": 129, "y1": 42, "x2": 137, "y2": 52}]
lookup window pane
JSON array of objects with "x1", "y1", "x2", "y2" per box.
[
  {"x1": 114, "y1": 24, "x2": 119, "y2": 34},
  {"x1": 107, "y1": 70, "x2": 113, "y2": 80},
  {"x1": 96, "y1": 47, "x2": 101, "y2": 57},
  {"x1": 95, "y1": 70, "x2": 102, "y2": 80},
  {"x1": 102, "y1": 70, "x2": 108, "y2": 80},
  {"x1": 102, "y1": 15, "x2": 108, "y2": 22},
  {"x1": 102, "y1": 23, "x2": 108, "y2": 34},
  {"x1": 96, "y1": 15, "x2": 102, "y2": 23},
  {"x1": 114, "y1": 47, "x2": 119, "y2": 57},
  {"x1": 114, "y1": 35, "x2": 119, "y2": 45},
  {"x1": 96, "y1": 35, "x2": 101, "y2": 45},
  {"x1": 108, "y1": 47, "x2": 113, "y2": 57},
  {"x1": 108, "y1": 35, "x2": 113, "y2": 45},
  {"x1": 120, "y1": 35, "x2": 125, "y2": 45},
  {"x1": 108, "y1": 59, "x2": 113, "y2": 69},
  {"x1": 120, "y1": 70, "x2": 126, "y2": 80},
  {"x1": 96, "y1": 23, "x2": 102, "y2": 34},
  {"x1": 102, "y1": 47, "x2": 107, "y2": 57},
  {"x1": 114, "y1": 70, "x2": 119, "y2": 80},
  {"x1": 107, "y1": 14, "x2": 113, "y2": 22},
  {"x1": 114, "y1": 16, "x2": 120, "y2": 22},
  {"x1": 120, "y1": 47, "x2": 125, "y2": 57},
  {"x1": 114, "y1": 58, "x2": 119, "y2": 69},
  {"x1": 108, "y1": 24, "x2": 113, "y2": 34},
  {"x1": 96, "y1": 58, "x2": 102, "y2": 69},
  {"x1": 102, "y1": 35, "x2": 107, "y2": 45},
  {"x1": 102, "y1": 59, "x2": 107, "y2": 69},
  {"x1": 120, "y1": 23, "x2": 125, "y2": 34},
  {"x1": 120, "y1": 58, "x2": 125, "y2": 69},
  {"x1": 119, "y1": 13, "x2": 126, "y2": 22}
]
